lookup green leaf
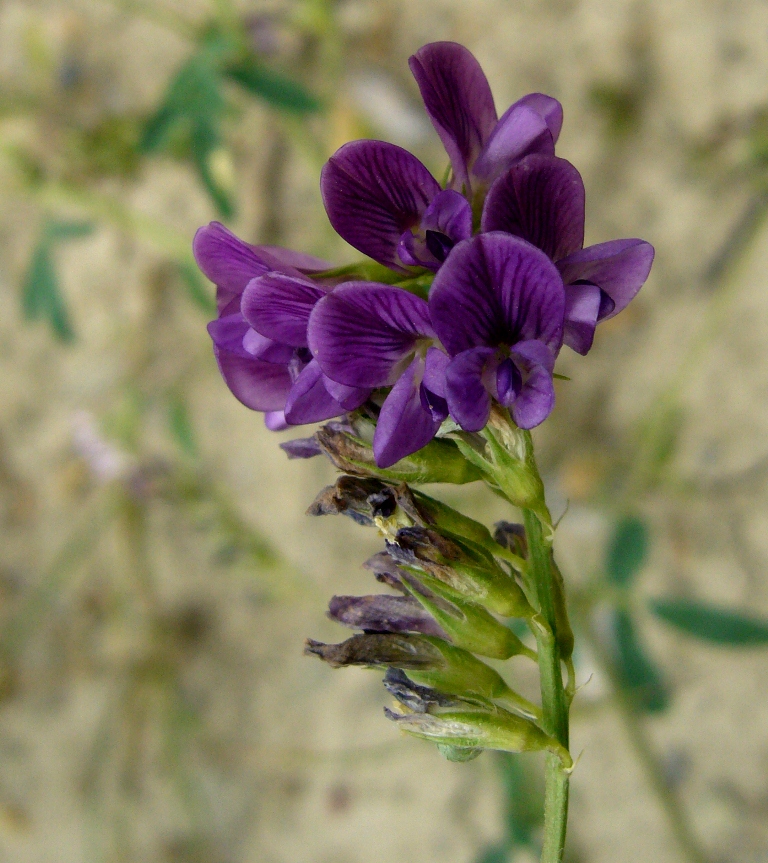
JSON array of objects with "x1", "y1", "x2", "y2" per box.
[
  {"x1": 168, "y1": 395, "x2": 197, "y2": 458},
  {"x1": 497, "y1": 752, "x2": 544, "y2": 846},
  {"x1": 475, "y1": 845, "x2": 509, "y2": 863},
  {"x1": 606, "y1": 516, "x2": 648, "y2": 586},
  {"x1": 612, "y1": 609, "x2": 669, "y2": 712},
  {"x1": 650, "y1": 598, "x2": 768, "y2": 646},
  {"x1": 175, "y1": 261, "x2": 216, "y2": 313},
  {"x1": 225, "y1": 57, "x2": 321, "y2": 113}
]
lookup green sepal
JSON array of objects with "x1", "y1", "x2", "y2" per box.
[
  {"x1": 400, "y1": 574, "x2": 535, "y2": 661},
  {"x1": 436, "y1": 744, "x2": 482, "y2": 762},
  {"x1": 314, "y1": 423, "x2": 482, "y2": 485}
]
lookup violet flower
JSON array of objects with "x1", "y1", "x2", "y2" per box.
[
  {"x1": 429, "y1": 232, "x2": 565, "y2": 431},
  {"x1": 195, "y1": 221, "x2": 368, "y2": 428},
  {"x1": 308, "y1": 283, "x2": 449, "y2": 468},
  {"x1": 481, "y1": 153, "x2": 655, "y2": 354},
  {"x1": 409, "y1": 41, "x2": 563, "y2": 194}
]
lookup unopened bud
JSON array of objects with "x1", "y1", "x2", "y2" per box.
[
  {"x1": 327, "y1": 594, "x2": 446, "y2": 638},
  {"x1": 388, "y1": 527, "x2": 534, "y2": 619},
  {"x1": 494, "y1": 521, "x2": 527, "y2": 558},
  {"x1": 362, "y1": 552, "x2": 408, "y2": 592}
]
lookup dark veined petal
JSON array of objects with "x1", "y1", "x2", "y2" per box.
[
  {"x1": 563, "y1": 283, "x2": 601, "y2": 355},
  {"x1": 557, "y1": 239, "x2": 654, "y2": 320},
  {"x1": 422, "y1": 189, "x2": 473, "y2": 243},
  {"x1": 284, "y1": 359, "x2": 344, "y2": 425},
  {"x1": 321, "y1": 141, "x2": 440, "y2": 270},
  {"x1": 322, "y1": 375, "x2": 371, "y2": 411},
  {"x1": 508, "y1": 340, "x2": 556, "y2": 429},
  {"x1": 241, "y1": 273, "x2": 326, "y2": 347},
  {"x1": 429, "y1": 233, "x2": 565, "y2": 357},
  {"x1": 409, "y1": 42, "x2": 497, "y2": 192},
  {"x1": 481, "y1": 155, "x2": 585, "y2": 261},
  {"x1": 445, "y1": 346, "x2": 496, "y2": 432},
  {"x1": 473, "y1": 102, "x2": 553, "y2": 184},
  {"x1": 423, "y1": 346, "x2": 450, "y2": 399},
  {"x1": 213, "y1": 346, "x2": 292, "y2": 412},
  {"x1": 373, "y1": 357, "x2": 444, "y2": 468},
  {"x1": 308, "y1": 282, "x2": 435, "y2": 388}
]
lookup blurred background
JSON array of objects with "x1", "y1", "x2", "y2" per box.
[{"x1": 2, "y1": 1, "x2": 768, "y2": 861}]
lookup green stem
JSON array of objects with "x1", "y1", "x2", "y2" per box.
[{"x1": 524, "y1": 509, "x2": 571, "y2": 863}]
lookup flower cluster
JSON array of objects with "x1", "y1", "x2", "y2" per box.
[{"x1": 195, "y1": 41, "x2": 654, "y2": 468}]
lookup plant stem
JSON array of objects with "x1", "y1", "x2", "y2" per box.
[
  {"x1": 524, "y1": 508, "x2": 571, "y2": 863},
  {"x1": 577, "y1": 606, "x2": 709, "y2": 863}
]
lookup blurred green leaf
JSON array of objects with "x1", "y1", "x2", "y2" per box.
[
  {"x1": 22, "y1": 219, "x2": 94, "y2": 342},
  {"x1": 175, "y1": 261, "x2": 216, "y2": 313},
  {"x1": 612, "y1": 609, "x2": 669, "y2": 712},
  {"x1": 497, "y1": 752, "x2": 544, "y2": 847},
  {"x1": 606, "y1": 516, "x2": 648, "y2": 586},
  {"x1": 224, "y1": 56, "x2": 321, "y2": 113},
  {"x1": 650, "y1": 598, "x2": 768, "y2": 646},
  {"x1": 168, "y1": 395, "x2": 197, "y2": 458},
  {"x1": 475, "y1": 846, "x2": 509, "y2": 863}
]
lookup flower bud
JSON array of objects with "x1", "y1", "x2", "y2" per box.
[
  {"x1": 306, "y1": 476, "x2": 412, "y2": 531},
  {"x1": 315, "y1": 421, "x2": 482, "y2": 485},
  {"x1": 304, "y1": 633, "x2": 537, "y2": 717},
  {"x1": 327, "y1": 594, "x2": 446, "y2": 638},
  {"x1": 362, "y1": 552, "x2": 408, "y2": 592},
  {"x1": 388, "y1": 527, "x2": 534, "y2": 619}
]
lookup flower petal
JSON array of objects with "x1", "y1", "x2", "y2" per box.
[
  {"x1": 265, "y1": 411, "x2": 289, "y2": 431},
  {"x1": 473, "y1": 102, "x2": 553, "y2": 184},
  {"x1": 284, "y1": 359, "x2": 344, "y2": 425},
  {"x1": 328, "y1": 594, "x2": 446, "y2": 637},
  {"x1": 213, "y1": 346, "x2": 292, "y2": 412},
  {"x1": 481, "y1": 155, "x2": 585, "y2": 261},
  {"x1": 309, "y1": 282, "x2": 435, "y2": 388},
  {"x1": 321, "y1": 141, "x2": 440, "y2": 270},
  {"x1": 430, "y1": 233, "x2": 565, "y2": 357},
  {"x1": 207, "y1": 314, "x2": 251, "y2": 357},
  {"x1": 557, "y1": 239, "x2": 654, "y2": 320},
  {"x1": 409, "y1": 42, "x2": 497, "y2": 192},
  {"x1": 422, "y1": 189, "x2": 473, "y2": 243},
  {"x1": 445, "y1": 347, "x2": 496, "y2": 432},
  {"x1": 373, "y1": 358, "x2": 442, "y2": 468},
  {"x1": 242, "y1": 328, "x2": 297, "y2": 363},
  {"x1": 241, "y1": 273, "x2": 326, "y2": 347},
  {"x1": 280, "y1": 436, "x2": 323, "y2": 457},
  {"x1": 563, "y1": 283, "x2": 601, "y2": 355},
  {"x1": 423, "y1": 346, "x2": 450, "y2": 399},
  {"x1": 509, "y1": 340, "x2": 556, "y2": 429},
  {"x1": 322, "y1": 375, "x2": 371, "y2": 411},
  {"x1": 515, "y1": 93, "x2": 563, "y2": 144}
]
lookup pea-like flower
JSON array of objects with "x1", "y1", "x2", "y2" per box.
[
  {"x1": 428, "y1": 232, "x2": 565, "y2": 432},
  {"x1": 481, "y1": 154, "x2": 654, "y2": 353}
]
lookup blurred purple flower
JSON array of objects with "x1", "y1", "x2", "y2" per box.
[
  {"x1": 195, "y1": 221, "x2": 368, "y2": 426},
  {"x1": 308, "y1": 283, "x2": 449, "y2": 467},
  {"x1": 481, "y1": 154, "x2": 654, "y2": 353},
  {"x1": 429, "y1": 233, "x2": 565, "y2": 431},
  {"x1": 409, "y1": 41, "x2": 563, "y2": 194}
]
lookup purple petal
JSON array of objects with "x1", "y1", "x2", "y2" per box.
[
  {"x1": 557, "y1": 239, "x2": 654, "y2": 320},
  {"x1": 429, "y1": 233, "x2": 565, "y2": 357},
  {"x1": 284, "y1": 359, "x2": 344, "y2": 425},
  {"x1": 563, "y1": 283, "x2": 601, "y2": 355},
  {"x1": 280, "y1": 436, "x2": 322, "y2": 458},
  {"x1": 254, "y1": 246, "x2": 331, "y2": 274},
  {"x1": 516, "y1": 93, "x2": 563, "y2": 144},
  {"x1": 328, "y1": 594, "x2": 445, "y2": 637},
  {"x1": 308, "y1": 282, "x2": 435, "y2": 388},
  {"x1": 509, "y1": 340, "x2": 556, "y2": 429},
  {"x1": 423, "y1": 347, "x2": 450, "y2": 399},
  {"x1": 265, "y1": 411, "x2": 289, "y2": 431},
  {"x1": 473, "y1": 102, "x2": 554, "y2": 184},
  {"x1": 409, "y1": 42, "x2": 497, "y2": 192},
  {"x1": 322, "y1": 375, "x2": 371, "y2": 411},
  {"x1": 481, "y1": 155, "x2": 585, "y2": 261},
  {"x1": 242, "y1": 329, "x2": 297, "y2": 363},
  {"x1": 373, "y1": 357, "x2": 443, "y2": 468},
  {"x1": 445, "y1": 346, "x2": 496, "y2": 432},
  {"x1": 207, "y1": 314, "x2": 251, "y2": 357},
  {"x1": 422, "y1": 189, "x2": 473, "y2": 243},
  {"x1": 494, "y1": 358, "x2": 522, "y2": 407},
  {"x1": 213, "y1": 346, "x2": 292, "y2": 412},
  {"x1": 321, "y1": 141, "x2": 440, "y2": 270},
  {"x1": 241, "y1": 273, "x2": 326, "y2": 347}
]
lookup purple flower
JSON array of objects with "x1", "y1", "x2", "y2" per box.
[
  {"x1": 481, "y1": 154, "x2": 654, "y2": 354},
  {"x1": 429, "y1": 233, "x2": 565, "y2": 431},
  {"x1": 321, "y1": 140, "x2": 472, "y2": 272},
  {"x1": 308, "y1": 283, "x2": 449, "y2": 468},
  {"x1": 195, "y1": 221, "x2": 369, "y2": 427},
  {"x1": 409, "y1": 42, "x2": 563, "y2": 194}
]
